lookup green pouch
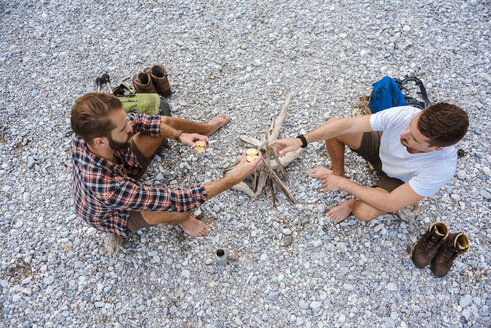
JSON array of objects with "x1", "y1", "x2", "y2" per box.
[{"x1": 119, "y1": 93, "x2": 171, "y2": 117}]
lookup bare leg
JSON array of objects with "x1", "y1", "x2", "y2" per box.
[
  {"x1": 162, "y1": 115, "x2": 231, "y2": 136},
  {"x1": 327, "y1": 188, "x2": 387, "y2": 223},
  {"x1": 325, "y1": 132, "x2": 364, "y2": 177},
  {"x1": 141, "y1": 210, "x2": 211, "y2": 237},
  {"x1": 132, "y1": 132, "x2": 166, "y2": 158}
]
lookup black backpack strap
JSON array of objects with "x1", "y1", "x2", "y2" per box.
[{"x1": 400, "y1": 77, "x2": 432, "y2": 107}]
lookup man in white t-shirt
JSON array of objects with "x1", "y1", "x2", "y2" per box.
[{"x1": 268, "y1": 103, "x2": 469, "y2": 222}]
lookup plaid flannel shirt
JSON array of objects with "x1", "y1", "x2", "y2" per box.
[{"x1": 71, "y1": 113, "x2": 207, "y2": 236}]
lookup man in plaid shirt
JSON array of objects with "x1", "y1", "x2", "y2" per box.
[{"x1": 71, "y1": 93, "x2": 261, "y2": 240}]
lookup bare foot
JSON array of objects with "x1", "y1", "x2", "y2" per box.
[
  {"x1": 178, "y1": 216, "x2": 211, "y2": 237},
  {"x1": 206, "y1": 114, "x2": 231, "y2": 136},
  {"x1": 309, "y1": 166, "x2": 332, "y2": 179},
  {"x1": 327, "y1": 199, "x2": 355, "y2": 223}
]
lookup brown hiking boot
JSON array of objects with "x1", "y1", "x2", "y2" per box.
[
  {"x1": 431, "y1": 233, "x2": 470, "y2": 277},
  {"x1": 411, "y1": 222, "x2": 449, "y2": 268},
  {"x1": 148, "y1": 65, "x2": 172, "y2": 97},
  {"x1": 133, "y1": 72, "x2": 157, "y2": 93}
]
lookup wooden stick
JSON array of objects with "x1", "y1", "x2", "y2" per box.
[
  {"x1": 261, "y1": 156, "x2": 297, "y2": 204},
  {"x1": 269, "y1": 179, "x2": 277, "y2": 207},
  {"x1": 269, "y1": 146, "x2": 288, "y2": 180}
]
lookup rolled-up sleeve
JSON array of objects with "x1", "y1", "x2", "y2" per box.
[{"x1": 127, "y1": 113, "x2": 161, "y2": 137}]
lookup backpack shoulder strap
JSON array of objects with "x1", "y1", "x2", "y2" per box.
[{"x1": 400, "y1": 77, "x2": 432, "y2": 107}]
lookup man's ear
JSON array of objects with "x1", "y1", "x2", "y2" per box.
[{"x1": 93, "y1": 137, "x2": 106, "y2": 147}]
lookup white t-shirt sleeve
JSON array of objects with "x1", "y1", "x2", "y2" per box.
[
  {"x1": 408, "y1": 171, "x2": 454, "y2": 197},
  {"x1": 370, "y1": 106, "x2": 420, "y2": 131}
]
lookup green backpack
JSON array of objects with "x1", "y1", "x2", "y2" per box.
[{"x1": 112, "y1": 82, "x2": 171, "y2": 117}]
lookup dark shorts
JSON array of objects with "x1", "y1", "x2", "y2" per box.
[
  {"x1": 126, "y1": 141, "x2": 155, "y2": 232},
  {"x1": 351, "y1": 131, "x2": 404, "y2": 193}
]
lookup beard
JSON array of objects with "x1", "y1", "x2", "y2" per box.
[{"x1": 108, "y1": 132, "x2": 134, "y2": 150}]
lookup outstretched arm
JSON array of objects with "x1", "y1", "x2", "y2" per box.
[
  {"x1": 203, "y1": 151, "x2": 263, "y2": 198},
  {"x1": 269, "y1": 115, "x2": 373, "y2": 157},
  {"x1": 321, "y1": 175, "x2": 424, "y2": 212}
]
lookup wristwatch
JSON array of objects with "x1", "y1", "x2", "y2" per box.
[{"x1": 296, "y1": 134, "x2": 308, "y2": 148}]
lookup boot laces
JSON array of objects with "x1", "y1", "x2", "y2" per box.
[
  {"x1": 439, "y1": 246, "x2": 458, "y2": 264},
  {"x1": 423, "y1": 234, "x2": 440, "y2": 253}
]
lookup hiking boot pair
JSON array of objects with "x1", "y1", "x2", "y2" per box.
[
  {"x1": 133, "y1": 65, "x2": 172, "y2": 97},
  {"x1": 411, "y1": 222, "x2": 470, "y2": 277}
]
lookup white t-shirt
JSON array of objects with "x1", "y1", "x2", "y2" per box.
[{"x1": 369, "y1": 106, "x2": 457, "y2": 197}]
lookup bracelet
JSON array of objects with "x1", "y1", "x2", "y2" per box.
[
  {"x1": 296, "y1": 134, "x2": 308, "y2": 148},
  {"x1": 175, "y1": 129, "x2": 183, "y2": 141}
]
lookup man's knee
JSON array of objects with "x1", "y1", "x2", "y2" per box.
[{"x1": 352, "y1": 201, "x2": 384, "y2": 222}]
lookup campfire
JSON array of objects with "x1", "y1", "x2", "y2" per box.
[{"x1": 223, "y1": 92, "x2": 303, "y2": 205}]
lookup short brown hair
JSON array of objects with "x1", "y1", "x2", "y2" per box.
[
  {"x1": 70, "y1": 93, "x2": 123, "y2": 145},
  {"x1": 417, "y1": 102, "x2": 469, "y2": 147}
]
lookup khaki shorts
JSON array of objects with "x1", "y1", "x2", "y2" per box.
[
  {"x1": 351, "y1": 131, "x2": 404, "y2": 193},
  {"x1": 126, "y1": 141, "x2": 155, "y2": 232}
]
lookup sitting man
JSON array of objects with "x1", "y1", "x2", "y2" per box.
[
  {"x1": 269, "y1": 103, "x2": 468, "y2": 222},
  {"x1": 70, "y1": 93, "x2": 261, "y2": 240}
]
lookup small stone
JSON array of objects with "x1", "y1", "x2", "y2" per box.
[
  {"x1": 12, "y1": 294, "x2": 21, "y2": 302},
  {"x1": 181, "y1": 269, "x2": 191, "y2": 279},
  {"x1": 312, "y1": 240, "x2": 322, "y2": 248},
  {"x1": 260, "y1": 253, "x2": 267, "y2": 261},
  {"x1": 386, "y1": 283, "x2": 398, "y2": 291},
  {"x1": 280, "y1": 235, "x2": 293, "y2": 247},
  {"x1": 95, "y1": 301, "x2": 105, "y2": 308},
  {"x1": 282, "y1": 228, "x2": 292, "y2": 235},
  {"x1": 457, "y1": 170, "x2": 466, "y2": 180},
  {"x1": 169, "y1": 305, "x2": 178, "y2": 314},
  {"x1": 43, "y1": 276, "x2": 54, "y2": 285},
  {"x1": 23, "y1": 192, "x2": 30, "y2": 202},
  {"x1": 316, "y1": 204, "x2": 326, "y2": 213},
  {"x1": 343, "y1": 283, "x2": 354, "y2": 291},
  {"x1": 267, "y1": 292, "x2": 279, "y2": 301},
  {"x1": 481, "y1": 190, "x2": 491, "y2": 200},
  {"x1": 310, "y1": 301, "x2": 322, "y2": 313},
  {"x1": 460, "y1": 294, "x2": 472, "y2": 308},
  {"x1": 299, "y1": 299, "x2": 309, "y2": 310},
  {"x1": 336, "y1": 242, "x2": 347, "y2": 253}
]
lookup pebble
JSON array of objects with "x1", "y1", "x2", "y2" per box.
[
  {"x1": 282, "y1": 228, "x2": 292, "y2": 235},
  {"x1": 299, "y1": 299, "x2": 309, "y2": 310},
  {"x1": 280, "y1": 235, "x2": 293, "y2": 247},
  {"x1": 460, "y1": 294, "x2": 472, "y2": 308},
  {"x1": 481, "y1": 190, "x2": 491, "y2": 200},
  {"x1": 181, "y1": 270, "x2": 191, "y2": 279},
  {"x1": 267, "y1": 291, "x2": 279, "y2": 301},
  {"x1": 43, "y1": 276, "x2": 54, "y2": 285},
  {"x1": 336, "y1": 242, "x2": 347, "y2": 253},
  {"x1": 386, "y1": 283, "x2": 398, "y2": 291},
  {"x1": 310, "y1": 301, "x2": 322, "y2": 313}
]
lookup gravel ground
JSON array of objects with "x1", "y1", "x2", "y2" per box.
[{"x1": 1, "y1": 1, "x2": 490, "y2": 327}]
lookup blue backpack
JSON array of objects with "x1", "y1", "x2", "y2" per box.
[{"x1": 368, "y1": 76, "x2": 432, "y2": 113}]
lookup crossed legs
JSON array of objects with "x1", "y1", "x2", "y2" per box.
[
  {"x1": 131, "y1": 114, "x2": 231, "y2": 236},
  {"x1": 309, "y1": 129, "x2": 385, "y2": 223}
]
